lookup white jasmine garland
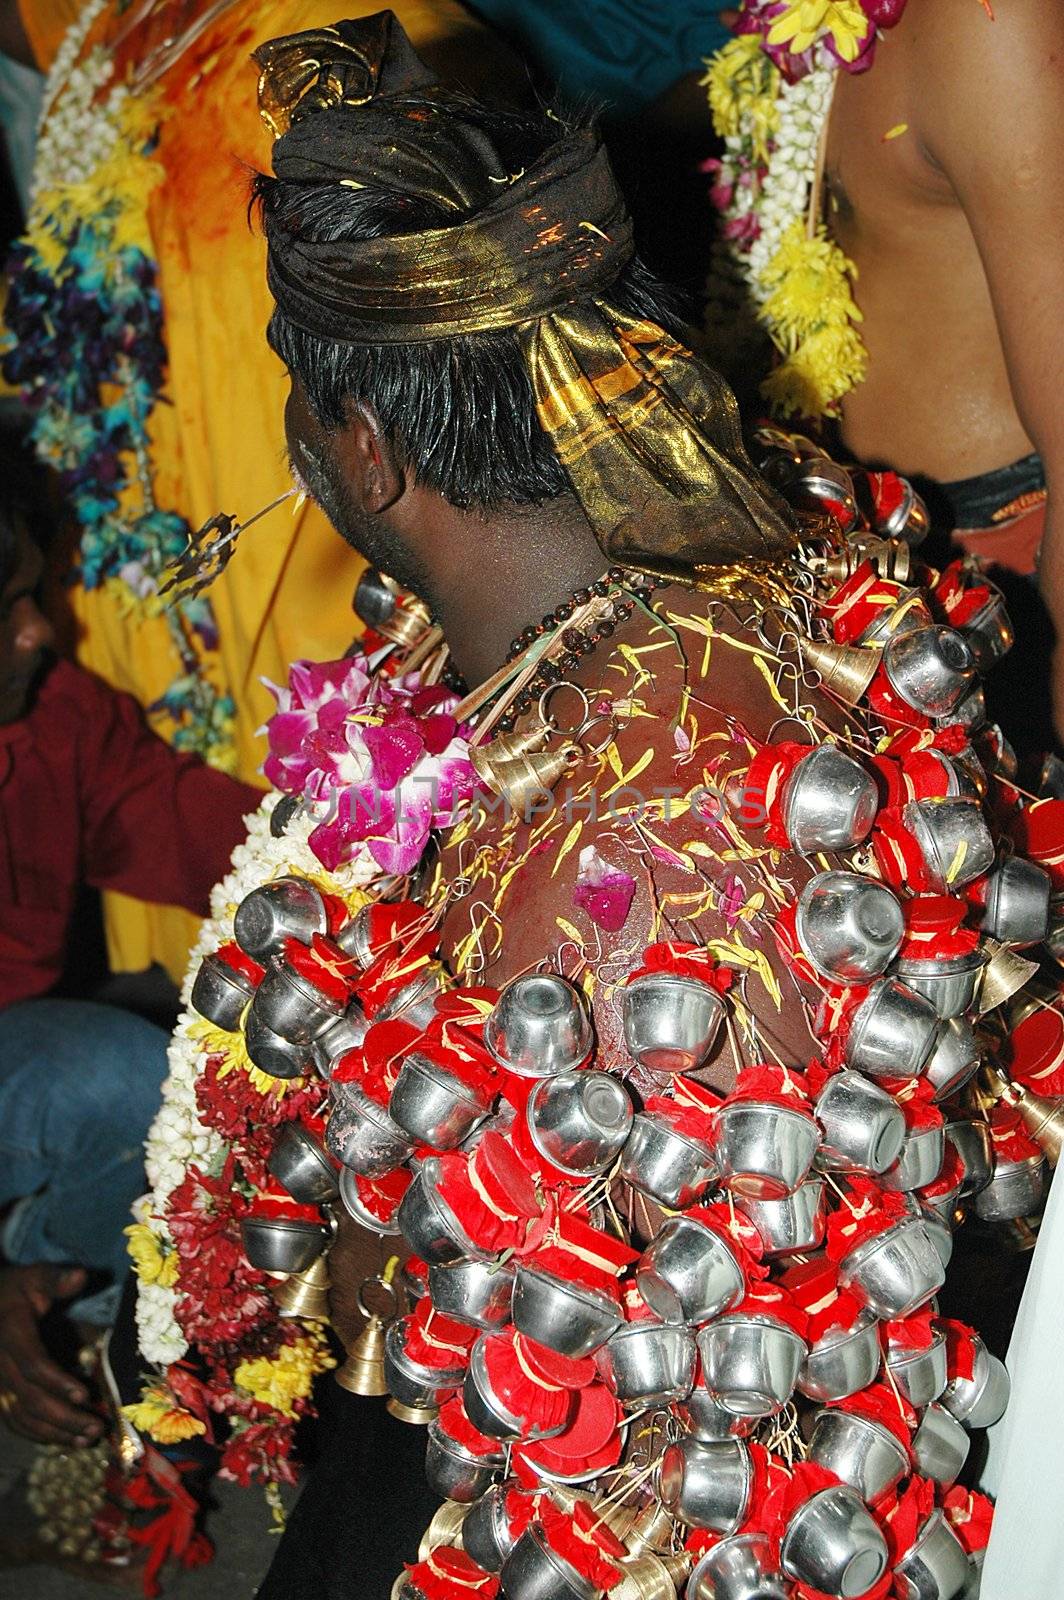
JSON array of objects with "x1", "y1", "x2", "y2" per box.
[{"x1": 718, "y1": 65, "x2": 834, "y2": 309}]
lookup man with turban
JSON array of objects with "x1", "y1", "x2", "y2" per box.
[{"x1": 133, "y1": 12, "x2": 1045, "y2": 1596}]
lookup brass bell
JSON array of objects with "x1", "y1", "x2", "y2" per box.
[
  {"x1": 416, "y1": 1499, "x2": 468, "y2": 1560},
  {"x1": 378, "y1": 593, "x2": 432, "y2": 650},
  {"x1": 990, "y1": 1067, "x2": 1064, "y2": 1167},
  {"x1": 611, "y1": 1555, "x2": 679, "y2": 1600},
  {"x1": 334, "y1": 1310, "x2": 389, "y2": 1396},
  {"x1": 799, "y1": 637, "x2": 881, "y2": 706},
  {"x1": 472, "y1": 743, "x2": 578, "y2": 810},
  {"x1": 976, "y1": 941, "x2": 1040, "y2": 1014},
  {"x1": 486, "y1": 723, "x2": 554, "y2": 762},
  {"x1": 386, "y1": 1397, "x2": 438, "y2": 1425},
  {"x1": 273, "y1": 1253, "x2": 332, "y2": 1322}
]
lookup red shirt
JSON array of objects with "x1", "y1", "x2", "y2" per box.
[{"x1": 0, "y1": 659, "x2": 263, "y2": 1008}]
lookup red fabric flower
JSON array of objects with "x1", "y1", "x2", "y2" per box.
[
  {"x1": 626, "y1": 941, "x2": 734, "y2": 991},
  {"x1": 942, "y1": 1486, "x2": 994, "y2": 1555},
  {"x1": 404, "y1": 1547, "x2": 499, "y2": 1599}
]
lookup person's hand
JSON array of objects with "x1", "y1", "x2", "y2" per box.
[{"x1": 0, "y1": 1264, "x2": 104, "y2": 1446}]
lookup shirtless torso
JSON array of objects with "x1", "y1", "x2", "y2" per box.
[{"x1": 823, "y1": 0, "x2": 1063, "y2": 494}]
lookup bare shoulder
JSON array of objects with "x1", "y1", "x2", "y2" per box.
[{"x1": 906, "y1": 0, "x2": 1064, "y2": 139}]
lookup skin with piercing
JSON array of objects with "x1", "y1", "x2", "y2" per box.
[{"x1": 283, "y1": 379, "x2": 852, "y2": 1347}]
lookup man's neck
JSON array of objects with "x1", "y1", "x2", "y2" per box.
[{"x1": 420, "y1": 497, "x2": 611, "y2": 687}]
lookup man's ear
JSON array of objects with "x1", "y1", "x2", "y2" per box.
[{"x1": 340, "y1": 404, "x2": 405, "y2": 515}]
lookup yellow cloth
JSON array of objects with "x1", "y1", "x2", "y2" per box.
[{"x1": 17, "y1": 0, "x2": 514, "y2": 981}]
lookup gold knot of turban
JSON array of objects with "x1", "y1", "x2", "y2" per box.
[{"x1": 255, "y1": 10, "x2": 797, "y2": 577}]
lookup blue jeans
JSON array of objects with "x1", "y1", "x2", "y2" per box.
[{"x1": 0, "y1": 999, "x2": 169, "y2": 1325}]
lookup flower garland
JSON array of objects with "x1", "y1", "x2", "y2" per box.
[
  {"x1": 129, "y1": 653, "x2": 476, "y2": 1499},
  {"x1": 2, "y1": 5, "x2": 235, "y2": 766},
  {"x1": 703, "y1": 1, "x2": 910, "y2": 420}
]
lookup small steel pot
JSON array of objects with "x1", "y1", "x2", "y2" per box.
[
  {"x1": 595, "y1": 1319, "x2": 696, "y2": 1406},
  {"x1": 389, "y1": 1052, "x2": 494, "y2": 1151},
  {"x1": 619, "y1": 1111, "x2": 717, "y2": 1209},
  {"x1": 233, "y1": 875, "x2": 326, "y2": 962},
  {"x1": 881, "y1": 1124, "x2": 946, "y2": 1194},
  {"x1": 941, "y1": 1339, "x2": 1010, "y2": 1431},
  {"x1": 902, "y1": 799, "x2": 995, "y2": 892},
  {"x1": 526, "y1": 1070, "x2": 633, "y2": 1176},
  {"x1": 267, "y1": 1122, "x2": 340, "y2": 1206},
  {"x1": 961, "y1": 588, "x2": 1014, "y2": 673},
  {"x1": 896, "y1": 1509, "x2": 971, "y2": 1600},
  {"x1": 697, "y1": 1314, "x2": 806, "y2": 1418},
  {"x1": 338, "y1": 1166, "x2": 403, "y2": 1235},
  {"x1": 384, "y1": 1318, "x2": 465, "y2": 1412},
  {"x1": 844, "y1": 979, "x2": 940, "y2": 1080},
  {"x1": 782, "y1": 744, "x2": 879, "y2": 854},
  {"x1": 253, "y1": 957, "x2": 346, "y2": 1046},
  {"x1": 736, "y1": 1177, "x2": 826, "y2": 1256},
  {"x1": 500, "y1": 1526, "x2": 598, "y2": 1600},
  {"x1": 461, "y1": 1482, "x2": 517, "y2": 1573},
  {"x1": 485, "y1": 973, "x2": 592, "y2": 1078},
  {"x1": 688, "y1": 1533, "x2": 788, "y2": 1600},
  {"x1": 838, "y1": 1217, "x2": 945, "y2": 1319},
  {"x1": 512, "y1": 1264, "x2": 621, "y2": 1358},
  {"x1": 658, "y1": 1439, "x2": 751, "y2": 1534},
  {"x1": 335, "y1": 905, "x2": 375, "y2": 968},
  {"x1": 397, "y1": 1157, "x2": 489, "y2": 1265},
  {"x1": 711, "y1": 1102, "x2": 821, "y2": 1201},
  {"x1": 952, "y1": 683, "x2": 987, "y2": 732},
  {"x1": 912, "y1": 1404, "x2": 970, "y2": 1486},
  {"x1": 327, "y1": 1081, "x2": 414, "y2": 1177},
  {"x1": 680, "y1": 1381, "x2": 760, "y2": 1441},
  {"x1": 636, "y1": 1215, "x2": 745, "y2": 1327},
  {"x1": 894, "y1": 952, "x2": 988, "y2": 1020},
  {"x1": 973, "y1": 1152, "x2": 1047, "y2": 1221},
  {"x1": 377, "y1": 965, "x2": 449, "y2": 1029},
  {"x1": 945, "y1": 1120, "x2": 993, "y2": 1196},
  {"x1": 796, "y1": 872, "x2": 905, "y2": 984},
  {"x1": 883, "y1": 626, "x2": 975, "y2": 718},
  {"x1": 428, "y1": 1257, "x2": 514, "y2": 1330},
  {"x1": 796, "y1": 457, "x2": 860, "y2": 532},
  {"x1": 243, "y1": 1003, "x2": 315, "y2": 1079},
  {"x1": 240, "y1": 1214, "x2": 330, "y2": 1275},
  {"x1": 425, "y1": 1418, "x2": 504, "y2": 1504},
  {"x1": 780, "y1": 1485, "x2": 889, "y2": 1599},
  {"x1": 886, "y1": 1326, "x2": 948, "y2": 1408},
  {"x1": 815, "y1": 1072, "x2": 907, "y2": 1175},
  {"x1": 808, "y1": 1408, "x2": 909, "y2": 1505},
  {"x1": 922, "y1": 1018, "x2": 981, "y2": 1102},
  {"x1": 310, "y1": 1002, "x2": 369, "y2": 1078},
  {"x1": 979, "y1": 857, "x2": 1051, "y2": 948},
  {"x1": 798, "y1": 1312, "x2": 881, "y2": 1403},
  {"x1": 622, "y1": 972, "x2": 725, "y2": 1076},
  {"x1": 915, "y1": 1201, "x2": 955, "y2": 1269},
  {"x1": 461, "y1": 1335, "x2": 569, "y2": 1443},
  {"x1": 190, "y1": 952, "x2": 255, "y2": 1031}
]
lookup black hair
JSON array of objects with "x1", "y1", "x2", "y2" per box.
[{"x1": 253, "y1": 102, "x2": 684, "y2": 511}]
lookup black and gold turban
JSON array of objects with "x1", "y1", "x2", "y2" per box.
[{"x1": 254, "y1": 10, "x2": 796, "y2": 577}]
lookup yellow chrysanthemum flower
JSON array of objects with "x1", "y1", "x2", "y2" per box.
[
  {"x1": 124, "y1": 1222, "x2": 180, "y2": 1288},
  {"x1": 766, "y1": 0, "x2": 871, "y2": 61},
  {"x1": 189, "y1": 1017, "x2": 295, "y2": 1098},
  {"x1": 123, "y1": 1386, "x2": 206, "y2": 1445},
  {"x1": 234, "y1": 1329, "x2": 336, "y2": 1419},
  {"x1": 761, "y1": 323, "x2": 869, "y2": 417},
  {"x1": 760, "y1": 222, "x2": 862, "y2": 340},
  {"x1": 702, "y1": 36, "x2": 781, "y2": 159}
]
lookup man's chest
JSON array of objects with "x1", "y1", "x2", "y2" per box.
[{"x1": 824, "y1": 52, "x2": 961, "y2": 260}]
